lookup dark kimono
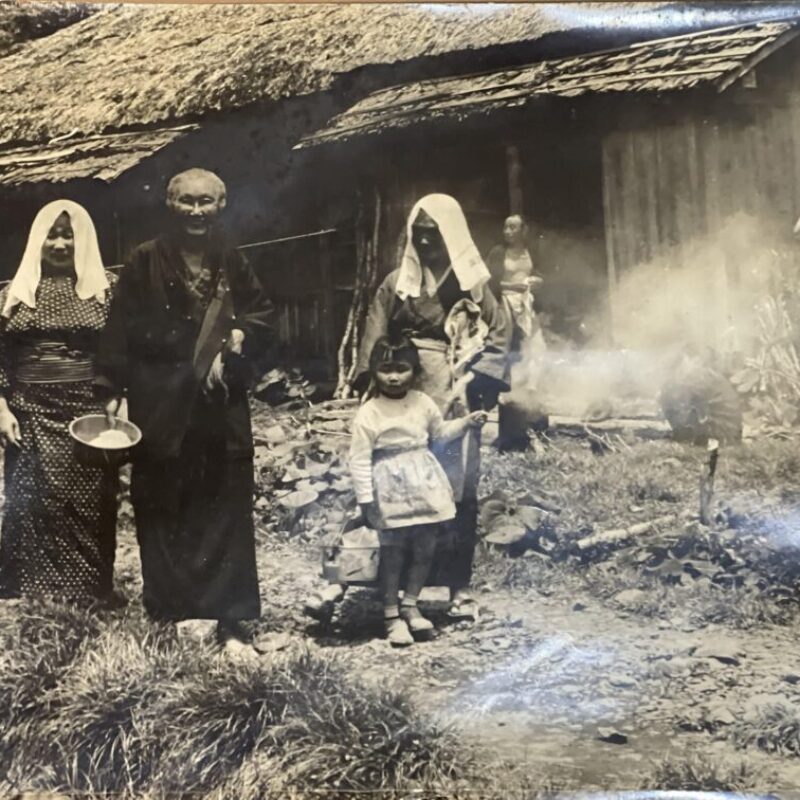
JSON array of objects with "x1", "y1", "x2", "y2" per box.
[
  {"x1": 354, "y1": 268, "x2": 508, "y2": 590},
  {"x1": 0, "y1": 275, "x2": 119, "y2": 603},
  {"x1": 355, "y1": 269, "x2": 508, "y2": 390},
  {"x1": 95, "y1": 236, "x2": 271, "y2": 621}
]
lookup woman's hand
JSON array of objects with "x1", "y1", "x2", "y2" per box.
[
  {"x1": 526, "y1": 274, "x2": 544, "y2": 289},
  {"x1": 203, "y1": 329, "x2": 246, "y2": 400},
  {"x1": 465, "y1": 410, "x2": 488, "y2": 429},
  {"x1": 0, "y1": 405, "x2": 21, "y2": 448},
  {"x1": 205, "y1": 352, "x2": 226, "y2": 393},
  {"x1": 105, "y1": 397, "x2": 121, "y2": 429}
]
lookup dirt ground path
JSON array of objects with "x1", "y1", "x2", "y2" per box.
[{"x1": 237, "y1": 533, "x2": 800, "y2": 792}]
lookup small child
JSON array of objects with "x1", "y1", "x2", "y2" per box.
[{"x1": 349, "y1": 335, "x2": 486, "y2": 646}]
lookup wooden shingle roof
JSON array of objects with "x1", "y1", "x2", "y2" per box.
[{"x1": 300, "y1": 19, "x2": 799, "y2": 147}]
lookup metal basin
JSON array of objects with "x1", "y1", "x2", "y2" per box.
[{"x1": 69, "y1": 414, "x2": 142, "y2": 468}]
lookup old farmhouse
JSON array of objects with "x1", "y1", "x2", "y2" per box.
[{"x1": 1, "y1": 3, "x2": 800, "y2": 384}]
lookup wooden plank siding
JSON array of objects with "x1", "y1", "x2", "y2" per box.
[
  {"x1": 601, "y1": 87, "x2": 800, "y2": 351},
  {"x1": 249, "y1": 230, "x2": 354, "y2": 381}
]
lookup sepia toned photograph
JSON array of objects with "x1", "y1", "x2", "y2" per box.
[{"x1": 2, "y1": 1, "x2": 800, "y2": 797}]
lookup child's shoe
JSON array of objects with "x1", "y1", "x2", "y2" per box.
[
  {"x1": 385, "y1": 616, "x2": 414, "y2": 647},
  {"x1": 400, "y1": 604, "x2": 435, "y2": 634}
]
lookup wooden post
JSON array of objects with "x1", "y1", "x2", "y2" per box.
[
  {"x1": 699, "y1": 439, "x2": 720, "y2": 526},
  {"x1": 601, "y1": 137, "x2": 618, "y2": 347},
  {"x1": 505, "y1": 144, "x2": 524, "y2": 216}
]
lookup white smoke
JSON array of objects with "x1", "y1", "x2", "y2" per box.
[{"x1": 507, "y1": 212, "x2": 796, "y2": 418}]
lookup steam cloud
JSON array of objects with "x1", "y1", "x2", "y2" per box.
[{"x1": 505, "y1": 212, "x2": 795, "y2": 419}]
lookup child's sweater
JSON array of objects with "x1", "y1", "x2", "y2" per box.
[{"x1": 349, "y1": 390, "x2": 465, "y2": 504}]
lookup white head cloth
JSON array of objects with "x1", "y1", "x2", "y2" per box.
[
  {"x1": 3, "y1": 199, "x2": 110, "y2": 318},
  {"x1": 395, "y1": 193, "x2": 490, "y2": 302}
]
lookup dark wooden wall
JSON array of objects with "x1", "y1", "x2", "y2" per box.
[
  {"x1": 368, "y1": 131, "x2": 509, "y2": 278},
  {"x1": 600, "y1": 44, "x2": 800, "y2": 354},
  {"x1": 602, "y1": 102, "x2": 799, "y2": 279}
]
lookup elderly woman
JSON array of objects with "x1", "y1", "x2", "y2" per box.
[
  {"x1": 0, "y1": 200, "x2": 118, "y2": 604},
  {"x1": 486, "y1": 214, "x2": 547, "y2": 451},
  {"x1": 361, "y1": 194, "x2": 509, "y2": 619},
  {"x1": 306, "y1": 194, "x2": 508, "y2": 623},
  {"x1": 95, "y1": 169, "x2": 271, "y2": 655}
]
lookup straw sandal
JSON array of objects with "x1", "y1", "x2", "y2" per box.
[
  {"x1": 303, "y1": 593, "x2": 335, "y2": 623},
  {"x1": 400, "y1": 605, "x2": 435, "y2": 636},
  {"x1": 221, "y1": 636, "x2": 259, "y2": 664},
  {"x1": 385, "y1": 617, "x2": 414, "y2": 647}
]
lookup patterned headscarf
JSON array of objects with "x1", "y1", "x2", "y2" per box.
[
  {"x1": 395, "y1": 193, "x2": 490, "y2": 302},
  {"x1": 3, "y1": 199, "x2": 109, "y2": 318}
]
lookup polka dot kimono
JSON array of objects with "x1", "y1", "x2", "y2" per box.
[{"x1": 0, "y1": 274, "x2": 119, "y2": 603}]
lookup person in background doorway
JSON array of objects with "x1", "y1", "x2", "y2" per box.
[
  {"x1": 94, "y1": 168, "x2": 272, "y2": 657},
  {"x1": 486, "y1": 214, "x2": 547, "y2": 451},
  {"x1": 0, "y1": 200, "x2": 120, "y2": 605}
]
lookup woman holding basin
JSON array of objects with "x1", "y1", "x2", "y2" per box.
[{"x1": 0, "y1": 199, "x2": 126, "y2": 605}]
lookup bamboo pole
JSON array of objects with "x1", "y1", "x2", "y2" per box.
[
  {"x1": 335, "y1": 185, "x2": 381, "y2": 398},
  {"x1": 335, "y1": 194, "x2": 365, "y2": 398},
  {"x1": 576, "y1": 514, "x2": 679, "y2": 550}
]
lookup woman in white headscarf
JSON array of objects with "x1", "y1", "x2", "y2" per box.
[
  {"x1": 0, "y1": 200, "x2": 119, "y2": 605},
  {"x1": 305, "y1": 194, "x2": 508, "y2": 624}
]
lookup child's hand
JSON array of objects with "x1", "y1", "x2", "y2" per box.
[
  {"x1": 466, "y1": 410, "x2": 488, "y2": 428},
  {"x1": 359, "y1": 501, "x2": 381, "y2": 529}
]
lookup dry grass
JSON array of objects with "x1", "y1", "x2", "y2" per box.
[
  {"x1": 733, "y1": 701, "x2": 800, "y2": 758},
  {"x1": 153, "y1": 649, "x2": 471, "y2": 798},
  {"x1": 478, "y1": 435, "x2": 800, "y2": 630},
  {"x1": 647, "y1": 751, "x2": 777, "y2": 792},
  {"x1": 475, "y1": 545, "x2": 790, "y2": 630},
  {"x1": 0, "y1": 600, "x2": 487, "y2": 799},
  {"x1": 481, "y1": 437, "x2": 702, "y2": 544},
  {"x1": 0, "y1": 599, "x2": 103, "y2": 778}
]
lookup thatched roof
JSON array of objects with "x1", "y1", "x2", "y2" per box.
[
  {"x1": 0, "y1": 2, "x2": 679, "y2": 147},
  {"x1": 0, "y1": 125, "x2": 196, "y2": 186},
  {"x1": 300, "y1": 19, "x2": 800, "y2": 147},
  {"x1": 0, "y1": 1, "x2": 94, "y2": 57}
]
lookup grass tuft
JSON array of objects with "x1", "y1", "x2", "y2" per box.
[
  {"x1": 0, "y1": 601, "x2": 478, "y2": 798},
  {"x1": 4, "y1": 607, "x2": 198, "y2": 794},
  {"x1": 647, "y1": 751, "x2": 777, "y2": 792},
  {"x1": 153, "y1": 648, "x2": 469, "y2": 796},
  {"x1": 0, "y1": 599, "x2": 103, "y2": 780},
  {"x1": 733, "y1": 700, "x2": 800, "y2": 757}
]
